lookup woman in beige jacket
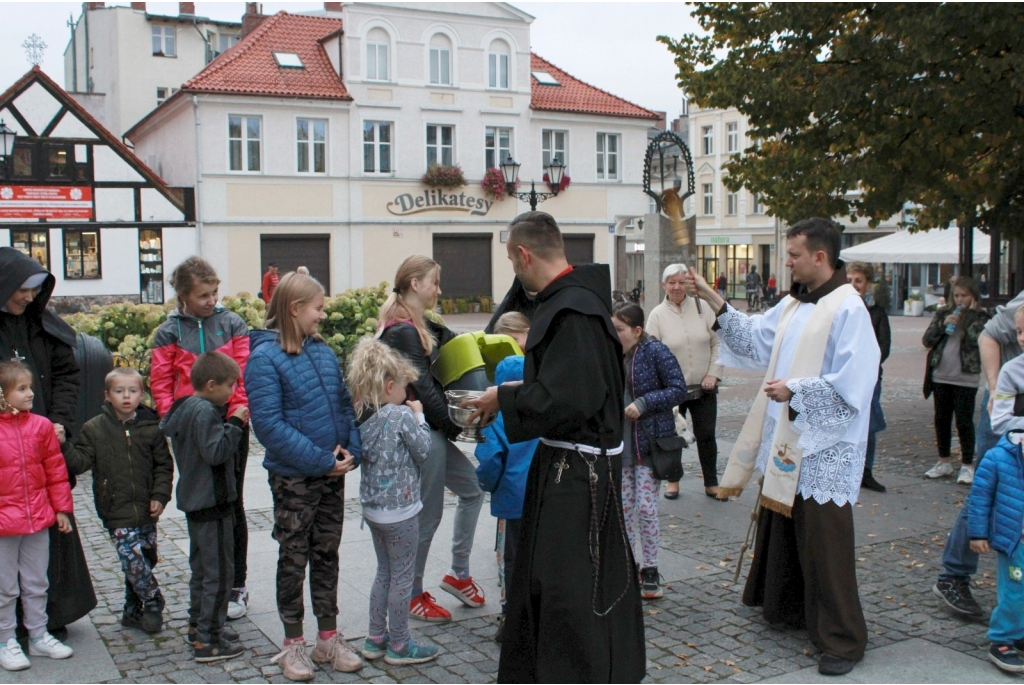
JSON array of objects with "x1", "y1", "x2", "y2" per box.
[{"x1": 646, "y1": 264, "x2": 724, "y2": 499}]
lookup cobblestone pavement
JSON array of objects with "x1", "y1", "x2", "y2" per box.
[{"x1": 69, "y1": 313, "x2": 1006, "y2": 684}]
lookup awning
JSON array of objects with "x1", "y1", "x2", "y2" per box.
[{"x1": 840, "y1": 228, "x2": 989, "y2": 264}]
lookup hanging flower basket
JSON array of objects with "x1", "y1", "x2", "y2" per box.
[
  {"x1": 421, "y1": 164, "x2": 467, "y2": 189},
  {"x1": 482, "y1": 167, "x2": 517, "y2": 200},
  {"x1": 543, "y1": 172, "x2": 571, "y2": 193}
]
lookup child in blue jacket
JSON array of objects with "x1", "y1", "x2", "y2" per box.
[
  {"x1": 969, "y1": 316, "x2": 1024, "y2": 674},
  {"x1": 244, "y1": 273, "x2": 364, "y2": 679},
  {"x1": 474, "y1": 313, "x2": 538, "y2": 643}
]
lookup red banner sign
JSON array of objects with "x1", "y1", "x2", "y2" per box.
[{"x1": 0, "y1": 185, "x2": 94, "y2": 219}]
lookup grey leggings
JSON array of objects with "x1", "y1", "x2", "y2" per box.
[{"x1": 367, "y1": 516, "x2": 418, "y2": 647}]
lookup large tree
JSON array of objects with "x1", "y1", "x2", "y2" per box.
[{"x1": 660, "y1": 3, "x2": 1024, "y2": 235}]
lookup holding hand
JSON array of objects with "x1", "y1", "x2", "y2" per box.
[
  {"x1": 944, "y1": 314, "x2": 960, "y2": 327},
  {"x1": 685, "y1": 271, "x2": 725, "y2": 310},
  {"x1": 230, "y1": 406, "x2": 250, "y2": 422},
  {"x1": 406, "y1": 399, "x2": 423, "y2": 414},
  {"x1": 764, "y1": 378, "x2": 794, "y2": 403},
  {"x1": 701, "y1": 375, "x2": 719, "y2": 392},
  {"x1": 55, "y1": 512, "x2": 72, "y2": 533},
  {"x1": 149, "y1": 500, "x2": 165, "y2": 519},
  {"x1": 624, "y1": 402, "x2": 641, "y2": 421},
  {"x1": 970, "y1": 539, "x2": 990, "y2": 554},
  {"x1": 329, "y1": 447, "x2": 356, "y2": 476},
  {"x1": 463, "y1": 385, "x2": 499, "y2": 425},
  {"x1": 52, "y1": 422, "x2": 66, "y2": 444}
]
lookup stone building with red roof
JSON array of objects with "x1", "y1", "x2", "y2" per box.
[{"x1": 126, "y1": 2, "x2": 663, "y2": 299}]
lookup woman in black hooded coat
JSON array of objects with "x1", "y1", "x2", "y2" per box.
[{"x1": 0, "y1": 247, "x2": 97, "y2": 636}]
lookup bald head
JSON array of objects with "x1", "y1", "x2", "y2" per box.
[{"x1": 507, "y1": 211, "x2": 565, "y2": 261}]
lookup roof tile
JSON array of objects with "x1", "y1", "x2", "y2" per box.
[{"x1": 529, "y1": 53, "x2": 659, "y2": 120}]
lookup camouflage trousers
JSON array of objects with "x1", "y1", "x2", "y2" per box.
[
  {"x1": 109, "y1": 525, "x2": 161, "y2": 612},
  {"x1": 269, "y1": 473, "x2": 345, "y2": 628}
]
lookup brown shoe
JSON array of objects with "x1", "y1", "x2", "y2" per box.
[
  {"x1": 311, "y1": 633, "x2": 363, "y2": 673},
  {"x1": 270, "y1": 640, "x2": 316, "y2": 682}
]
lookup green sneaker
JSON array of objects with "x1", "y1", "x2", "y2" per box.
[
  {"x1": 361, "y1": 635, "x2": 388, "y2": 661},
  {"x1": 384, "y1": 637, "x2": 440, "y2": 665}
]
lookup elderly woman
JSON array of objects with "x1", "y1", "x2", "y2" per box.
[
  {"x1": 0, "y1": 247, "x2": 96, "y2": 638},
  {"x1": 647, "y1": 264, "x2": 724, "y2": 499}
]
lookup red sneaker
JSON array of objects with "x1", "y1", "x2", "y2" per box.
[
  {"x1": 440, "y1": 574, "x2": 486, "y2": 608},
  {"x1": 409, "y1": 592, "x2": 452, "y2": 623}
]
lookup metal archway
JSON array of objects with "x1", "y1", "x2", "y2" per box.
[{"x1": 642, "y1": 131, "x2": 695, "y2": 213}]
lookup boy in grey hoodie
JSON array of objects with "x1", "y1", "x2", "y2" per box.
[{"x1": 160, "y1": 352, "x2": 247, "y2": 663}]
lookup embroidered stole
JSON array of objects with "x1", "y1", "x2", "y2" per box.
[{"x1": 718, "y1": 284, "x2": 857, "y2": 517}]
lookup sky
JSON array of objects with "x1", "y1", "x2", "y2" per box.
[{"x1": 0, "y1": 1, "x2": 701, "y2": 122}]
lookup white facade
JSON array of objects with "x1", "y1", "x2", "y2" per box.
[
  {"x1": 64, "y1": 3, "x2": 241, "y2": 136},
  {"x1": 128, "y1": 3, "x2": 658, "y2": 299}
]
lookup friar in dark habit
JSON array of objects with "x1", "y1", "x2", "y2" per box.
[{"x1": 465, "y1": 211, "x2": 646, "y2": 684}]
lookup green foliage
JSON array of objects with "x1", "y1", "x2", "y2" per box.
[
  {"x1": 63, "y1": 302, "x2": 168, "y2": 354},
  {"x1": 659, "y1": 4, "x2": 1024, "y2": 234},
  {"x1": 319, "y1": 283, "x2": 390, "y2": 365},
  {"x1": 220, "y1": 292, "x2": 266, "y2": 330}
]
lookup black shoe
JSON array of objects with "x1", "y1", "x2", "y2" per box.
[
  {"x1": 188, "y1": 624, "x2": 239, "y2": 643},
  {"x1": 1015, "y1": 638, "x2": 1024, "y2": 652},
  {"x1": 640, "y1": 567, "x2": 663, "y2": 600},
  {"x1": 121, "y1": 608, "x2": 143, "y2": 630},
  {"x1": 818, "y1": 653, "x2": 856, "y2": 676},
  {"x1": 494, "y1": 614, "x2": 506, "y2": 643},
  {"x1": 989, "y1": 644, "x2": 1024, "y2": 673},
  {"x1": 933, "y1": 579, "x2": 985, "y2": 618},
  {"x1": 861, "y1": 470, "x2": 886, "y2": 493},
  {"x1": 193, "y1": 639, "x2": 244, "y2": 663},
  {"x1": 140, "y1": 597, "x2": 164, "y2": 634}
]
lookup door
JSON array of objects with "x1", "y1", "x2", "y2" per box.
[
  {"x1": 260, "y1": 234, "x2": 331, "y2": 293},
  {"x1": 432, "y1": 234, "x2": 492, "y2": 299},
  {"x1": 563, "y1": 234, "x2": 595, "y2": 266}
]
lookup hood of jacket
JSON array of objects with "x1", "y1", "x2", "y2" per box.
[
  {"x1": 249, "y1": 328, "x2": 281, "y2": 355},
  {"x1": 159, "y1": 395, "x2": 208, "y2": 438},
  {"x1": 494, "y1": 355, "x2": 525, "y2": 385},
  {"x1": 525, "y1": 263, "x2": 617, "y2": 352},
  {"x1": 486, "y1": 277, "x2": 539, "y2": 333},
  {"x1": 0, "y1": 247, "x2": 77, "y2": 347}
]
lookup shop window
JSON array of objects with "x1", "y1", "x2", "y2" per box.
[
  {"x1": 363, "y1": 121, "x2": 392, "y2": 173},
  {"x1": 542, "y1": 130, "x2": 567, "y2": 168},
  {"x1": 10, "y1": 229, "x2": 49, "y2": 270},
  {"x1": 427, "y1": 124, "x2": 454, "y2": 167},
  {"x1": 596, "y1": 133, "x2": 618, "y2": 180},
  {"x1": 63, "y1": 229, "x2": 101, "y2": 280},
  {"x1": 139, "y1": 228, "x2": 164, "y2": 304},
  {"x1": 297, "y1": 118, "x2": 327, "y2": 173},
  {"x1": 485, "y1": 126, "x2": 512, "y2": 171},
  {"x1": 228, "y1": 115, "x2": 261, "y2": 172}
]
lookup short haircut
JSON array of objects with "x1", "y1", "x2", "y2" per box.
[
  {"x1": 0, "y1": 360, "x2": 32, "y2": 397},
  {"x1": 786, "y1": 217, "x2": 843, "y2": 268},
  {"x1": 190, "y1": 351, "x2": 241, "y2": 390},
  {"x1": 494, "y1": 311, "x2": 531, "y2": 337},
  {"x1": 105, "y1": 367, "x2": 144, "y2": 392},
  {"x1": 846, "y1": 261, "x2": 874, "y2": 281},
  {"x1": 661, "y1": 263, "x2": 688, "y2": 282},
  {"x1": 507, "y1": 211, "x2": 565, "y2": 261}
]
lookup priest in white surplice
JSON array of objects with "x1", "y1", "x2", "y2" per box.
[{"x1": 686, "y1": 218, "x2": 880, "y2": 677}]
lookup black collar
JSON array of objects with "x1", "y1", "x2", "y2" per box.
[{"x1": 790, "y1": 262, "x2": 848, "y2": 305}]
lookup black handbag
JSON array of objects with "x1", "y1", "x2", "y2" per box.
[{"x1": 640, "y1": 419, "x2": 686, "y2": 482}]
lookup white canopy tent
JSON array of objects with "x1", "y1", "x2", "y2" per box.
[{"x1": 840, "y1": 227, "x2": 989, "y2": 264}]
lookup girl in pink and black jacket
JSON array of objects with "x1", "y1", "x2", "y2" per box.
[{"x1": 150, "y1": 256, "x2": 252, "y2": 618}]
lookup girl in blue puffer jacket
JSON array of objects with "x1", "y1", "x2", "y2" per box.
[
  {"x1": 245, "y1": 273, "x2": 364, "y2": 678},
  {"x1": 612, "y1": 304, "x2": 687, "y2": 602}
]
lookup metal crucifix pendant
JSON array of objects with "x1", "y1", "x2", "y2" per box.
[
  {"x1": 11, "y1": 349, "x2": 25, "y2": 363},
  {"x1": 555, "y1": 456, "x2": 569, "y2": 483}
]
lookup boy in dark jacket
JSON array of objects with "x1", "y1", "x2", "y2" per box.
[
  {"x1": 160, "y1": 352, "x2": 248, "y2": 663},
  {"x1": 65, "y1": 367, "x2": 173, "y2": 634}
]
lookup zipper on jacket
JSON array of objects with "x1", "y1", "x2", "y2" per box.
[
  {"x1": 125, "y1": 426, "x2": 140, "y2": 522},
  {"x1": 198, "y1": 319, "x2": 206, "y2": 354},
  {"x1": 14, "y1": 417, "x2": 36, "y2": 533}
]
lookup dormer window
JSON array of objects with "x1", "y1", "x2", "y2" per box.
[
  {"x1": 532, "y1": 71, "x2": 559, "y2": 86},
  {"x1": 274, "y1": 52, "x2": 304, "y2": 69}
]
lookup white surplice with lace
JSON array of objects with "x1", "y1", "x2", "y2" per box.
[{"x1": 716, "y1": 296, "x2": 880, "y2": 507}]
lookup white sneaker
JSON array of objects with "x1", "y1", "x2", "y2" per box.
[
  {"x1": 27, "y1": 633, "x2": 73, "y2": 660},
  {"x1": 0, "y1": 638, "x2": 30, "y2": 671},
  {"x1": 958, "y1": 465, "x2": 975, "y2": 484},
  {"x1": 227, "y1": 587, "x2": 248, "y2": 620},
  {"x1": 925, "y1": 461, "x2": 954, "y2": 478}
]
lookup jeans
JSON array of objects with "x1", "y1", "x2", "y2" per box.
[
  {"x1": 988, "y1": 543, "x2": 1024, "y2": 644},
  {"x1": 938, "y1": 389, "x2": 996, "y2": 582}
]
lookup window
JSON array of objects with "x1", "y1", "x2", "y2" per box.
[
  {"x1": 10, "y1": 230, "x2": 49, "y2": 270},
  {"x1": 10, "y1": 145, "x2": 33, "y2": 178},
  {"x1": 426, "y1": 124, "x2": 454, "y2": 167},
  {"x1": 366, "y1": 28, "x2": 389, "y2": 81},
  {"x1": 702, "y1": 182, "x2": 714, "y2": 215},
  {"x1": 727, "y1": 122, "x2": 739, "y2": 153},
  {"x1": 152, "y1": 25, "x2": 175, "y2": 56},
  {"x1": 363, "y1": 121, "x2": 392, "y2": 173},
  {"x1": 702, "y1": 125, "x2": 714, "y2": 155},
  {"x1": 485, "y1": 126, "x2": 512, "y2": 170},
  {"x1": 297, "y1": 119, "x2": 326, "y2": 173},
  {"x1": 727, "y1": 191, "x2": 738, "y2": 215},
  {"x1": 63, "y1": 229, "x2": 101, "y2": 280},
  {"x1": 274, "y1": 52, "x2": 304, "y2": 68},
  {"x1": 228, "y1": 115, "x2": 261, "y2": 172},
  {"x1": 156, "y1": 87, "x2": 169, "y2": 105},
  {"x1": 429, "y1": 34, "x2": 452, "y2": 85},
  {"x1": 46, "y1": 145, "x2": 71, "y2": 179},
  {"x1": 532, "y1": 71, "x2": 560, "y2": 86},
  {"x1": 218, "y1": 34, "x2": 239, "y2": 53},
  {"x1": 751, "y1": 192, "x2": 764, "y2": 215},
  {"x1": 542, "y1": 130, "x2": 567, "y2": 168},
  {"x1": 596, "y1": 133, "x2": 619, "y2": 180},
  {"x1": 488, "y1": 40, "x2": 510, "y2": 89}
]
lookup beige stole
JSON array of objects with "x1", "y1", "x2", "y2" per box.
[{"x1": 717, "y1": 284, "x2": 857, "y2": 517}]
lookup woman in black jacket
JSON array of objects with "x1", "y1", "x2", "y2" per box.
[
  {"x1": 0, "y1": 247, "x2": 97, "y2": 637},
  {"x1": 377, "y1": 256, "x2": 485, "y2": 623}
]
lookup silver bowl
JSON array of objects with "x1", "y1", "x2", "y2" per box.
[{"x1": 446, "y1": 389, "x2": 497, "y2": 443}]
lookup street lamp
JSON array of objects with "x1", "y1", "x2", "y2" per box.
[
  {"x1": 0, "y1": 120, "x2": 17, "y2": 178},
  {"x1": 501, "y1": 155, "x2": 566, "y2": 211}
]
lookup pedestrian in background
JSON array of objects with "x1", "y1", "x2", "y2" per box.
[
  {"x1": 262, "y1": 263, "x2": 280, "y2": 302},
  {"x1": 245, "y1": 273, "x2": 362, "y2": 681},
  {"x1": 922, "y1": 276, "x2": 989, "y2": 483},
  {"x1": 647, "y1": 264, "x2": 723, "y2": 500},
  {"x1": 715, "y1": 273, "x2": 728, "y2": 301}
]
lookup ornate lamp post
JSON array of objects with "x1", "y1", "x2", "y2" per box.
[
  {"x1": 501, "y1": 155, "x2": 565, "y2": 211},
  {"x1": 0, "y1": 120, "x2": 18, "y2": 180}
]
